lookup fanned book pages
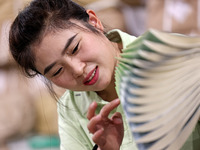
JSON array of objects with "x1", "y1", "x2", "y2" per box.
[{"x1": 115, "y1": 29, "x2": 200, "y2": 150}]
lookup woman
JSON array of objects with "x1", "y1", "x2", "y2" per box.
[
  {"x1": 9, "y1": 0, "x2": 138, "y2": 149},
  {"x1": 9, "y1": 0, "x2": 200, "y2": 150}
]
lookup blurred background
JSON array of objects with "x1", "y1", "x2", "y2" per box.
[{"x1": 0, "y1": 0, "x2": 199, "y2": 150}]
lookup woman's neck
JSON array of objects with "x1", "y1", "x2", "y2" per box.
[
  {"x1": 96, "y1": 77, "x2": 118, "y2": 102},
  {"x1": 96, "y1": 42, "x2": 122, "y2": 102}
]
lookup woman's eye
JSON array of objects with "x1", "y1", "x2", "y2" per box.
[
  {"x1": 72, "y1": 42, "x2": 79, "y2": 54},
  {"x1": 53, "y1": 67, "x2": 62, "y2": 77}
]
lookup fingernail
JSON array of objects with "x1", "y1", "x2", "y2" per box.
[
  {"x1": 113, "y1": 117, "x2": 122, "y2": 124},
  {"x1": 115, "y1": 99, "x2": 120, "y2": 103}
]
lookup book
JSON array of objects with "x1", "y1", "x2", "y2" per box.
[{"x1": 115, "y1": 29, "x2": 200, "y2": 150}]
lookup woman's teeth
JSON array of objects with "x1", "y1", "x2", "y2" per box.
[{"x1": 88, "y1": 69, "x2": 96, "y2": 82}]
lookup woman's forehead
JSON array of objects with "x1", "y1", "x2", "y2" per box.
[
  {"x1": 44, "y1": 19, "x2": 88, "y2": 35},
  {"x1": 33, "y1": 27, "x2": 77, "y2": 50}
]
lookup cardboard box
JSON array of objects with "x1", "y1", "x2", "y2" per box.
[{"x1": 146, "y1": 0, "x2": 200, "y2": 35}]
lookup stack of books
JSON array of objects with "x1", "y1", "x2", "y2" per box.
[{"x1": 115, "y1": 29, "x2": 200, "y2": 150}]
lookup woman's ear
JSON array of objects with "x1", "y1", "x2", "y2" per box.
[{"x1": 86, "y1": 9, "x2": 104, "y2": 31}]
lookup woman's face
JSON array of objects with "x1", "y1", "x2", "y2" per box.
[{"x1": 34, "y1": 23, "x2": 120, "y2": 92}]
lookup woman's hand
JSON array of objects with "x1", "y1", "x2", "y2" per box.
[{"x1": 87, "y1": 99, "x2": 124, "y2": 150}]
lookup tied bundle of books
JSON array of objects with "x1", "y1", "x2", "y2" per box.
[{"x1": 115, "y1": 29, "x2": 200, "y2": 150}]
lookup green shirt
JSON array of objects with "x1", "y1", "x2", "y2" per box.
[
  {"x1": 57, "y1": 29, "x2": 137, "y2": 150},
  {"x1": 57, "y1": 29, "x2": 200, "y2": 150},
  {"x1": 58, "y1": 91, "x2": 138, "y2": 150}
]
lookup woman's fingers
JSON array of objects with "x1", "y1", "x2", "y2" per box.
[
  {"x1": 87, "y1": 99, "x2": 124, "y2": 150},
  {"x1": 87, "y1": 99, "x2": 121, "y2": 134},
  {"x1": 87, "y1": 115, "x2": 102, "y2": 133},
  {"x1": 87, "y1": 99, "x2": 120, "y2": 121},
  {"x1": 92, "y1": 128, "x2": 106, "y2": 146},
  {"x1": 111, "y1": 112, "x2": 123, "y2": 124},
  {"x1": 111, "y1": 112, "x2": 124, "y2": 137},
  {"x1": 100, "y1": 99, "x2": 120, "y2": 118},
  {"x1": 87, "y1": 99, "x2": 121, "y2": 133},
  {"x1": 87, "y1": 101, "x2": 98, "y2": 120}
]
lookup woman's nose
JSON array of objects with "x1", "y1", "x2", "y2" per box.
[{"x1": 67, "y1": 58, "x2": 85, "y2": 78}]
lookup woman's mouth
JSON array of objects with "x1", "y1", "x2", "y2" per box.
[{"x1": 83, "y1": 66, "x2": 99, "y2": 85}]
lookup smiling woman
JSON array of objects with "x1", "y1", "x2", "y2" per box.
[
  {"x1": 9, "y1": 0, "x2": 138, "y2": 150},
  {"x1": 8, "y1": 0, "x2": 200, "y2": 150}
]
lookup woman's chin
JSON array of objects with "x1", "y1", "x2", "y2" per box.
[{"x1": 95, "y1": 80, "x2": 112, "y2": 92}]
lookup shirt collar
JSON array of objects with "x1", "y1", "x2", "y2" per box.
[{"x1": 106, "y1": 29, "x2": 136, "y2": 49}]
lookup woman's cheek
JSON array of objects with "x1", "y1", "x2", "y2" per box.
[
  {"x1": 57, "y1": 75, "x2": 76, "y2": 89},
  {"x1": 51, "y1": 75, "x2": 65, "y2": 87}
]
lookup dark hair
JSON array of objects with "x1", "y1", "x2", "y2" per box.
[
  {"x1": 9, "y1": 0, "x2": 104, "y2": 99},
  {"x1": 9, "y1": 0, "x2": 100, "y2": 78}
]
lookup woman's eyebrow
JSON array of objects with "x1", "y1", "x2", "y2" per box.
[
  {"x1": 43, "y1": 33, "x2": 78, "y2": 75},
  {"x1": 61, "y1": 33, "x2": 78, "y2": 55},
  {"x1": 44, "y1": 62, "x2": 56, "y2": 75}
]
